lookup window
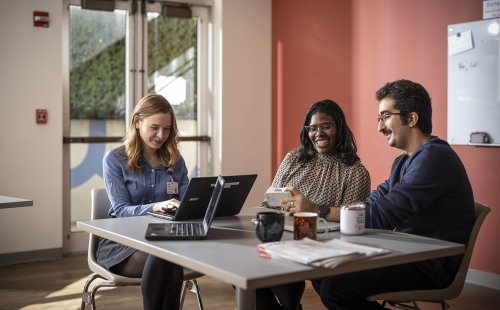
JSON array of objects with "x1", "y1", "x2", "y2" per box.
[{"x1": 63, "y1": 0, "x2": 211, "y2": 252}]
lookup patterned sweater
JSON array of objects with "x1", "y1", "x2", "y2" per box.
[{"x1": 271, "y1": 147, "x2": 371, "y2": 207}]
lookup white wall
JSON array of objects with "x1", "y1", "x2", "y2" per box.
[
  {"x1": 0, "y1": 0, "x2": 63, "y2": 257},
  {"x1": 0, "y1": 0, "x2": 271, "y2": 260},
  {"x1": 212, "y1": 0, "x2": 272, "y2": 207}
]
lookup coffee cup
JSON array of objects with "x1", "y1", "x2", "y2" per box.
[
  {"x1": 255, "y1": 211, "x2": 285, "y2": 242},
  {"x1": 293, "y1": 212, "x2": 328, "y2": 240},
  {"x1": 340, "y1": 202, "x2": 366, "y2": 235}
]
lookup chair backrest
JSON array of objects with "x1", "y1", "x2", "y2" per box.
[
  {"x1": 366, "y1": 202, "x2": 490, "y2": 305},
  {"x1": 91, "y1": 188, "x2": 111, "y2": 220},
  {"x1": 442, "y1": 202, "x2": 490, "y2": 297},
  {"x1": 87, "y1": 188, "x2": 141, "y2": 283}
]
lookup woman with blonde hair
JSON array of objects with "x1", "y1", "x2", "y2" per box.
[{"x1": 97, "y1": 94, "x2": 188, "y2": 309}]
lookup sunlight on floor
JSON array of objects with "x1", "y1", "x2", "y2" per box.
[{"x1": 45, "y1": 276, "x2": 88, "y2": 298}]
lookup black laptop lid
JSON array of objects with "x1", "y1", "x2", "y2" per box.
[
  {"x1": 172, "y1": 177, "x2": 217, "y2": 221},
  {"x1": 216, "y1": 174, "x2": 257, "y2": 217},
  {"x1": 167, "y1": 174, "x2": 257, "y2": 221}
]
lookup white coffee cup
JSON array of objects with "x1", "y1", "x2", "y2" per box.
[{"x1": 340, "y1": 202, "x2": 365, "y2": 235}]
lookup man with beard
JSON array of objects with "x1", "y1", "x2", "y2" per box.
[{"x1": 308, "y1": 79, "x2": 475, "y2": 309}]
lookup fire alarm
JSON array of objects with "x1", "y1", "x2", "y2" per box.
[
  {"x1": 36, "y1": 109, "x2": 48, "y2": 124},
  {"x1": 33, "y1": 11, "x2": 50, "y2": 28}
]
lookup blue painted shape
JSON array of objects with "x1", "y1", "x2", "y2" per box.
[{"x1": 70, "y1": 120, "x2": 106, "y2": 188}]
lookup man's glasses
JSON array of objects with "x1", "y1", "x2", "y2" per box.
[
  {"x1": 304, "y1": 122, "x2": 335, "y2": 133},
  {"x1": 377, "y1": 112, "x2": 401, "y2": 123}
]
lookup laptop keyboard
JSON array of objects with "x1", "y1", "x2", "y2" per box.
[{"x1": 170, "y1": 223, "x2": 202, "y2": 236}]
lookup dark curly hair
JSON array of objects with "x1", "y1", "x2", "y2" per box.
[
  {"x1": 375, "y1": 79, "x2": 432, "y2": 135},
  {"x1": 298, "y1": 99, "x2": 360, "y2": 166}
]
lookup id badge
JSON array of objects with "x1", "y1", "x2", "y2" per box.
[{"x1": 166, "y1": 181, "x2": 179, "y2": 195}]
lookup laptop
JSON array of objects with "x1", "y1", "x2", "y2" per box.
[
  {"x1": 283, "y1": 214, "x2": 340, "y2": 233},
  {"x1": 145, "y1": 175, "x2": 225, "y2": 240},
  {"x1": 148, "y1": 176, "x2": 219, "y2": 221},
  {"x1": 148, "y1": 174, "x2": 257, "y2": 221}
]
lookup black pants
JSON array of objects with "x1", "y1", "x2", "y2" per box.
[
  {"x1": 311, "y1": 263, "x2": 448, "y2": 310},
  {"x1": 112, "y1": 251, "x2": 184, "y2": 310},
  {"x1": 256, "y1": 281, "x2": 305, "y2": 310}
]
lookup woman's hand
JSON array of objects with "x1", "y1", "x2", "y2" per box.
[
  {"x1": 282, "y1": 187, "x2": 317, "y2": 214},
  {"x1": 153, "y1": 198, "x2": 181, "y2": 213}
]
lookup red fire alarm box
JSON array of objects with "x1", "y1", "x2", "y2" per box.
[
  {"x1": 33, "y1": 11, "x2": 50, "y2": 28},
  {"x1": 36, "y1": 109, "x2": 48, "y2": 124}
]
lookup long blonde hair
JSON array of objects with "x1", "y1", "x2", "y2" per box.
[{"x1": 123, "y1": 94, "x2": 181, "y2": 172}]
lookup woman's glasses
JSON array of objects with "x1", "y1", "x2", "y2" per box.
[{"x1": 304, "y1": 122, "x2": 335, "y2": 133}]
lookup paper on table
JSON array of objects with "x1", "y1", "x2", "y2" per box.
[{"x1": 257, "y1": 238, "x2": 390, "y2": 268}]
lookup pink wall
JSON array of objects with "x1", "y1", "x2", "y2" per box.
[
  {"x1": 272, "y1": 0, "x2": 353, "y2": 168},
  {"x1": 272, "y1": 0, "x2": 499, "y2": 276}
]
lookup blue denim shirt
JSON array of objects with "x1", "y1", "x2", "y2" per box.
[{"x1": 103, "y1": 146, "x2": 189, "y2": 217}]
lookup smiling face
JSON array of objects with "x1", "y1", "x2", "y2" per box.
[
  {"x1": 378, "y1": 97, "x2": 411, "y2": 151},
  {"x1": 307, "y1": 112, "x2": 336, "y2": 155},
  {"x1": 136, "y1": 112, "x2": 172, "y2": 153}
]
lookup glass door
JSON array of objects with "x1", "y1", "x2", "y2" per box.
[
  {"x1": 145, "y1": 2, "x2": 207, "y2": 178},
  {"x1": 63, "y1": 0, "x2": 210, "y2": 253}
]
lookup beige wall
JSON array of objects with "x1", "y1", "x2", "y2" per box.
[
  {"x1": 213, "y1": 0, "x2": 272, "y2": 208},
  {"x1": 0, "y1": 0, "x2": 64, "y2": 256}
]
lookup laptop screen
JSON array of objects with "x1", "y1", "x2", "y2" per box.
[{"x1": 202, "y1": 175, "x2": 225, "y2": 231}]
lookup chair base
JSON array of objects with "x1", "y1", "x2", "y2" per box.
[
  {"x1": 81, "y1": 273, "x2": 203, "y2": 310},
  {"x1": 180, "y1": 279, "x2": 204, "y2": 310},
  {"x1": 81, "y1": 273, "x2": 123, "y2": 310},
  {"x1": 380, "y1": 300, "x2": 449, "y2": 310}
]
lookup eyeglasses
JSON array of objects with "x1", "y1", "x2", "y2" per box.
[
  {"x1": 377, "y1": 112, "x2": 401, "y2": 123},
  {"x1": 304, "y1": 122, "x2": 335, "y2": 133}
]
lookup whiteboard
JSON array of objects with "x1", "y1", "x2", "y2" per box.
[{"x1": 447, "y1": 18, "x2": 500, "y2": 146}]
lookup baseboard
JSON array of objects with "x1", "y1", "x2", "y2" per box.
[
  {"x1": 466, "y1": 268, "x2": 500, "y2": 290},
  {"x1": 0, "y1": 248, "x2": 63, "y2": 267}
]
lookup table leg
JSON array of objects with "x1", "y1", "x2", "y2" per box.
[{"x1": 236, "y1": 287, "x2": 255, "y2": 310}]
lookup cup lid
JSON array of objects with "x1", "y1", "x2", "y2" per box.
[{"x1": 341, "y1": 202, "x2": 365, "y2": 210}]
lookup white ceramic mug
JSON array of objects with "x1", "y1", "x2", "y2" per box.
[{"x1": 340, "y1": 202, "x2": 365, "y2": 235}]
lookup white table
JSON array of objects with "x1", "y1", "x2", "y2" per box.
[
  {"x1": 0, "y1": 195, "x2": 33, "y2": 209},
  {"x1": 77, "y1": 207, "x2": 465, "y2": 310}
]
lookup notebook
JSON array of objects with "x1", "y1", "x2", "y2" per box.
[
  {"x1": 283, "y1": 214, "x2": 340, "y2": 233},
  {"x1": 148, "y1": 174, "x2": 257, "y2": 221},
  {"x1": 145, "y1": 175, "x2": 225, "y2": 240}
]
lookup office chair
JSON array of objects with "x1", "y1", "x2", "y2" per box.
[
  {"x1": 80, "y1": 188, "x2": 204, "y2": 310},
  {"x1": 367, "y1": 202, "x2": 491, "y2": 310}
]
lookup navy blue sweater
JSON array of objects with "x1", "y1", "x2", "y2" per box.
[{"x1": 365, "y1": 136, "x2": 474, "y2": 283}]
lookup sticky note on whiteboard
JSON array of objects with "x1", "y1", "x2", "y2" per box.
[{"x1": 448, "y1": 30, "x2": 474, "y2": 56}]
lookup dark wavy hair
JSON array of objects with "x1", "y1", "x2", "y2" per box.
[
  {"x1": 298, "y1": 99, "x2": 360, "y2": 166},
  {"x1": 375, "y1": 79, "x2": 432, "y2": 135}
]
